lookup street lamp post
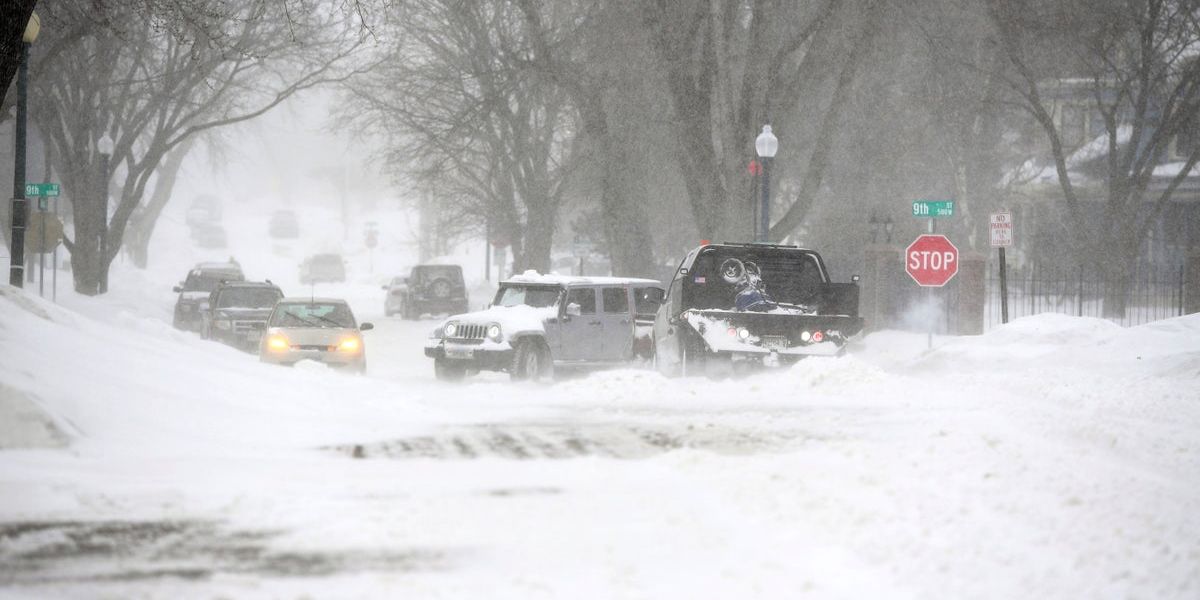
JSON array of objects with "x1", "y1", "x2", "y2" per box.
[
  {"x1": 97, "y1": 133, "x2": 114, "y2": 294},
  {"x1": 8, "y1": 12, "x2": 40, "y2": 288},
  {"x1": 754, "y1": 125, "x2": 778, "y2": 242}
]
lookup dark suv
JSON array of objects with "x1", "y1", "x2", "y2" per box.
[
  {"x1": 201, "y1": 281, "x2": 284, "y2": 351},
  {"x1": 393, "y1": 264, "x2": 469, "y2": 319},
  {"x1": 173, "y1": 262, "x2": 244, "y2": 331}
]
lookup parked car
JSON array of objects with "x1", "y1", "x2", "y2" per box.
[
  {"x1": 172, "y1": 262, "x2": 244, "y2": 331},
  {"x1": 424, "y1": 272, "x2": 664, "y2": 382},
  {"x1": 201, "y1": 281, "x2": 284, "y2": 351},
  {"x1": 388, "y1": 264, "x2": 469, "y2": 319},
  {"x1": 268, "y1": 210, "x2": 299, "y2": 239},
  {"x1": 299, "y1": 253, "x2": 346, "y2": 284},
  {"x1": 653, "y1": 242, "x2": 863, "y2": 376},
  {"x1": 259, "y1": 298, "x2": 373, "y2": 372}
]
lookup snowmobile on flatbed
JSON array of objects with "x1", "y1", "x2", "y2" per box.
[{"x1": 653, "y1": 242, "x2": 863, "y2": 376}]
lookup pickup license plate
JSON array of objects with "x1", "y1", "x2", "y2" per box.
[
  {"x1": 761, "y1": 335, "x2": 788, "y2": 350},
  {"x1": 445, "y1": 346, "x2": 474, "y2": 359}
]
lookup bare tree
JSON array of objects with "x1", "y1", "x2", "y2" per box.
[
  {"x1": 640, "y1": 0, "x2": 881, "y2": 242},
  {"x1": 31, "y1": 0, "x2": 368, "y2": 294},
  {"x1": 987, "y1": 0, "x2": 1200, "y2": 316},
  {"x1": 344, "y1": 0, "x2": 575, "y2": 273}
]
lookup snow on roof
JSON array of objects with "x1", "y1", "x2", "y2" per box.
[
  {"x1": 504, "y1": 270, "x2": 662, "y2": 286},
  {"x1": 194, "y1": 262, "x2": 241, "y2": 271},
  {"x1": 1153, "y1": 161, "x2": 1200, "y2": 178}
]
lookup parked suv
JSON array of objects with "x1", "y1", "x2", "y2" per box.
[
  {"x1": 391, "y1": 264, "x2": 469, "y2": 319},
  {"x1": 299, "y1": 253, "x2": 346, "y2": 284},
  {"x1": 201, "y1": 281, "x2": 284, "y2": 351},
  {"x1": 172, "y1": 262, "x2": 244, "y2": 331},
  {"x1": 653, "y1": 242, "x2": 863, "y2": 376},
  {"x1": 424, "y1": 272, "x2": 663, "y2": 381}
]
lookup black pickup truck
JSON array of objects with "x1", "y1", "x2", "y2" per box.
[{"x1": 653, "y1": 242, "x2": 863, "y2": 376}]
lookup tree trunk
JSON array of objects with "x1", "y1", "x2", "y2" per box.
[
  {"x1": 126, "y1": 139, "x2": 194, "y2": 268},
  {"x1": 575, "y1": 96, "x2": 656, "y2": 278}
]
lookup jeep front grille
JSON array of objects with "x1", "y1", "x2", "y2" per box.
[{"x1": 450, "y1": 324, "x2": 486, "y2": 340}]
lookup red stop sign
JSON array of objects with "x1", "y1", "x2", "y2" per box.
[{"x1": 905, "y1": 234, "x2": 959, "y2": 287}]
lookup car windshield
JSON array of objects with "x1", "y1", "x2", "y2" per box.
[
  {"x1": 311, "y1": 255, "x2": 342, "y2": 266},
  {"x1": 495, "y1": 285, "x2": 562, "y2": 308},
  {"x1": 684, "y1": 249, "x2": 826, "y2": 310},
  {"x1": 184, "y1": 271, "x2": 241, "y2": 292},
  {"x1": 271, "y1": 303, "x2": 355, "y2": 328},
  {"x1": 413, "y1": 265, "x2": 462, "y2": 283},
  {"x1": 216, "y1": 288, "x2": 281, "y2": 309}
]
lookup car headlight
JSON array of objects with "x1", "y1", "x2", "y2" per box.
[
  {"x1": 215, "y1": 319, "x2": 232, "y2": 330},
  {"x1": 266, "y1": 334, "x2": 290, "y2": 352},
  {"x1": 800, "y1": 330, "x2": 812, "y2": 342},
  {"x1": 443, "y1": 322, "x2": 458, "y2": 337},
  {"x1": 737, "y1": 327, "x2": 750, "y2": 340},
  {"x1": 338, "y1": 337, "x2": 361, "y2": 353},
  {"x1": 487, "y1": 324, "x2": 502, "y2": 342},
  {"x1": 182, "y1": 304, "x2": 194, "y2": 312}
]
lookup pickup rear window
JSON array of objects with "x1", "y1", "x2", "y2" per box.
[{"x1": 684, "y1": 249, "x2": 825, "y2": 310}]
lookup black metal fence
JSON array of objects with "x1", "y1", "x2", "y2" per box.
[{"x1": 983, "y1": 262, "x2": 1187, "y2": 329}]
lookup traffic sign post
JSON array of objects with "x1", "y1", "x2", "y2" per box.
[
  {"x1": 25, "y1": 183, "x2": 61, "y2": 298},
  {"x1": 907, "y1": 233, "x2": 959, "y2": 350},
  {"x1": 990, "y1": 212, "x2": 1014, "y2": 324}
]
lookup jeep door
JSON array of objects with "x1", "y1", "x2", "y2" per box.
[
  {"x1": 598, "y1": 287, "x2": 634, "y2": 360},
  {"x1": 557, "y1": 286, "x2": 599, "y2": 361}
]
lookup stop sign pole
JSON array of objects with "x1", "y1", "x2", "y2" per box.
[{"x1": 907, "y1": 202, "x2": 959, "y2": 348}]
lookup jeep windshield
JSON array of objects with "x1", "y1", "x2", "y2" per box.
[
  {"x1": 270, "y1": 303, "x2": 355, "y2": 328},
  {"x1": 684, "y1": 248, "x2": 826, "y2": 310},
  {"x1": 494, "y1": 284, "x2": 562, "y2": 308},
  {"x1": 216, "y1": 288, "x2": 282, "y2": 309}
]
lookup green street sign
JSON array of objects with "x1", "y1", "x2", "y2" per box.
[
  {"x1": 912, "y1": 200, "x2": 954, "y2": 218},
  {"x1": 25, "y1": 183, "x2": 60, "y2": 197}
]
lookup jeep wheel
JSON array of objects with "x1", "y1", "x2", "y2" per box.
[
  {"x1": 511, "y1": 339, "x2": 553, "y2": 382},
  {"x1": 434, "y1": 358, "x2": 467, "y2": 382}
]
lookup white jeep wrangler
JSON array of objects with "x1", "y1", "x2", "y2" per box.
[{"x1": 424, "y1": 271, "x2": 664, "y2": 381}]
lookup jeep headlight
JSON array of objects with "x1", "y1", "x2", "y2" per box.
[
  {"x1": 215, "y1": 319, "x2": 232, "y2": 330},
  {"x1": 443, "y1": 322, "x2": 458, "y2": 337},
  {"x1": 487, "y1": 324, "x2": 502, "y2": 342}
]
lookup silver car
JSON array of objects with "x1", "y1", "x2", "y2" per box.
[{"x1": 259, "y1": 298, "x2": 373, "y2": 372}]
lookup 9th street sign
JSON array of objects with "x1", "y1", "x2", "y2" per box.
[
  {"x1": 25, "y1": 183, "x2": 60, "y2": 197},
  {"x1": 905, "y1": 234, "x2": 959, "y2": 287},
  {"x1": 912, "y1": 200, "x2": 954, "y2": 217}
]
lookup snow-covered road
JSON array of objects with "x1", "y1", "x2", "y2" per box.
[{"x1": 1, "y1": 283, "x2": 1198, "y2": 599}]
